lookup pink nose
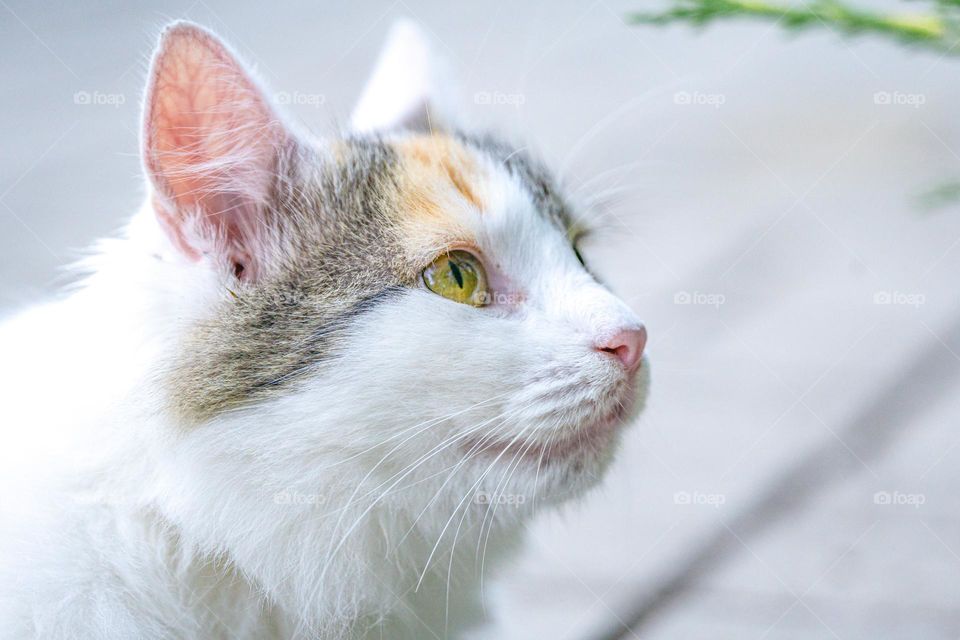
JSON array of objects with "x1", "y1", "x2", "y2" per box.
[{"x1": 596, "y1": 326, "x2": 647, "y2": 372}]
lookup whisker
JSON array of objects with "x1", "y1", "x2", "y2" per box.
[
  {"x1": 303, "y1": 404, "x2": 525, "y2": 604},
  {"x1": 414, "y1": 419, "x2": 539, "y2": 592}
]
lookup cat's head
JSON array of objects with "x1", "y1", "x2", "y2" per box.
[{"x1": 142, "y1": 21, "x2": 648, "y2": 549}]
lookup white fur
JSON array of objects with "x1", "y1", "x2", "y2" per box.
[
  {"x1": 350, "y1": 20, "x2": 459, "y2": 134},
  {"x1": 0, "y1": 22, "x2": 648, "y2": 640}
]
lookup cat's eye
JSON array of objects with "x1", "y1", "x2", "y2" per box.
[
  {"x1": 573, "y1": 244, "x2": 586, "y2": 266},
  {"x1": 570, "y1": 228, "x2": 590, "y2": 267},
  {"x1": 422, "y1": 250, "x2": 489, "y2": 306}
]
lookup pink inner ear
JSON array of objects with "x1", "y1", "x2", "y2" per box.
[{"x1": 144, "y1": 23, "x2": 285, "y2": 278}]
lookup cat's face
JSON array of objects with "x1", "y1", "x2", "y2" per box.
[{"x1": 145, "y1": 23, "x2": 647, "y2": 527}]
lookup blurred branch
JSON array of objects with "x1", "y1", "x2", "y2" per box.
[
  {"x1": 628, "y1": 0, "x2": 960, "y2": 53},
  {"x1": 917, "y1": 180, "x2": 960, "y2": 211},
  {"x1": 629, "y1": 1, "x2": 960, "y2": 212}
]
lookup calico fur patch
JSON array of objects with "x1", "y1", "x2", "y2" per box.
[{"x1": 167, "y1": 133, "x2": 572, "y2": 425}]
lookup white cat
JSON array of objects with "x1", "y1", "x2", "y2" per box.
[{"x1": 0, "y1": 20, "x2": 648, "y2": 639}]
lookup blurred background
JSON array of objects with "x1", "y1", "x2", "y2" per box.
[{"x1": 3, "y1": 0, "x2": 960, "y2": 637}]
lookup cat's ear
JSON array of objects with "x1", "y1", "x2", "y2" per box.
[
  {"x1": 142, "y1": 21, "x2": 288, "y2": 281},
  {"x1": 350, "y1": 19, "x2": 459, "y2": 134}
]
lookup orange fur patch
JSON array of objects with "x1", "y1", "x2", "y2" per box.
[{"x1": 390, "y1": 134, "x2": 488, "y2": 263}]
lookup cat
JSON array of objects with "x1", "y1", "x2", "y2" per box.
[{"x1": 0, "y1": 19, "x2": 649, "y2": 640}]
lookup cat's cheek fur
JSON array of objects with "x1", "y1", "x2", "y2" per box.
[{"x1": 142, "y1": 288, "x2": 638, "y2": 634}]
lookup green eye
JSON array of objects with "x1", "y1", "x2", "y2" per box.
[
  {"x1": 573, "y1": 244, "x2": 586, "y2": 266},
  {"x1": 422, "y1": 250, "x2": 489, "y2": 306},
  {"x1": 570, "y1": 228, "x2": 589, "y2": 267}
]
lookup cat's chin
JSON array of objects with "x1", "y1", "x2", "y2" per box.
[
  {"x1": 463, "y1": 358, "x2": 649, "y2": 476},
  {"x1": 466, "y1": 406, "x2": 626, "y2": 467}
]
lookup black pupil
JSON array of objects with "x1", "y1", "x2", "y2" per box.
[{"x1": 449, "y1": 260, "x2": 464, "y2": 288}]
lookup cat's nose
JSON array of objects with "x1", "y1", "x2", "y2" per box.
[{"x1": 596, "y1": 326, "x2": 647, "y2": 372}]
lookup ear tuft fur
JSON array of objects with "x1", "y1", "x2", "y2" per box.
[
  {"x1": 143, "y1": 21, "x2": 289, "y2": 280},
  {"x1": 350, "y1": 19, "x2": 459, "y2": 134}
]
